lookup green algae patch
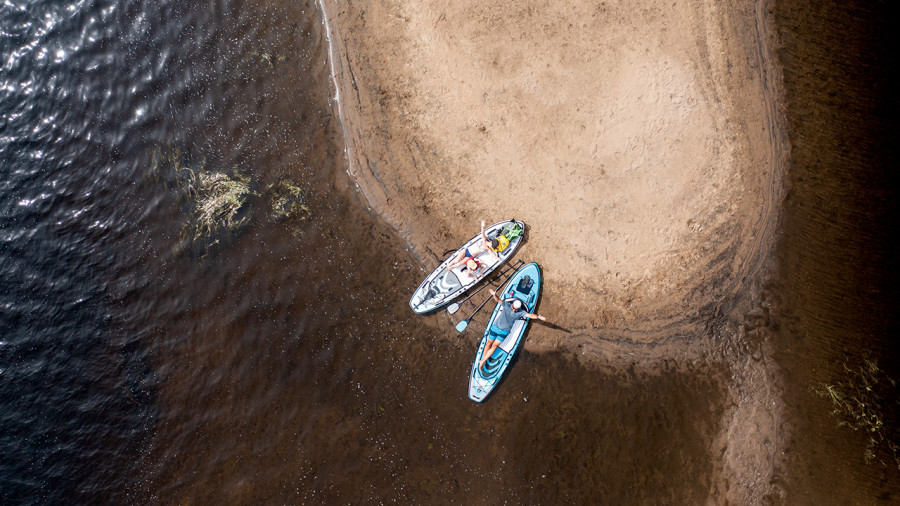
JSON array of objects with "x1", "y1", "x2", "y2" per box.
[
  {"x1": 268, "y1": 180, "x2": 311, "y2": 222},
  {"x1": 149, "y1": 148, "x2": 254, "y2": 254},
  {"x1": 266, "y1": 179, "x2": 312, "y2": 238},
  {"x1": 149, "y1": 147, "x2": 314, "y2": 250},
  {"x1": 184, "y1": 169, "x2": 253, "y2": 241},
  {"x1": 812, "y1": 356, "x2": 900, "y2": 469}
]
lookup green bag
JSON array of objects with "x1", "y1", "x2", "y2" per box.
[{"x1": 502, "y1": 223, "x2": 523, "y2": 240}]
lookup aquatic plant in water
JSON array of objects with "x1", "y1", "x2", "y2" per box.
[
  {"x1": 268, "y1": 180, "x2": 311, "y2": 236},
  {"x1": 149, "y1": 147, "x2": 253, "y2": 252},
  {"x1": 269, "y1": 180, "x2": 310, "y2": 221},
  {"x1": 249, "y1": 51, "x2": 287, "y2": 68},
  {"x1": 812, "y1": 356, "x2": 900, "y2": 469},
  {"x1": 149, "y1": 147, "x2": 312, "y2": 248},
  {"x1": 183, "y1": 169, "x2": 252, "y2": 241}
]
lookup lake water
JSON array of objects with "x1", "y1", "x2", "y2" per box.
[{"x1": 1, "y1": 0, "x2": 896, "y2": 503}]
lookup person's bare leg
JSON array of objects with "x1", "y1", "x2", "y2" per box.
[
  {"x1": 479, "y1": 340, "x2": 500, "y2": 371},
  {"x1": 447, "y1": 250, "x2": 465, "y2": 269}
]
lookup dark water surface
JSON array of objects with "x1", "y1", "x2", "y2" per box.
[
  {"x1": 771, "y1": 0, "x2": 900, "y2": 503},
  {"x1": 2, "y1": 0, "x2": 897, "y2": 504}
]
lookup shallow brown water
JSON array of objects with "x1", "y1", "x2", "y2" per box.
[{"x1": 768, "y1": 0, "x2": 900, "y2": 503}]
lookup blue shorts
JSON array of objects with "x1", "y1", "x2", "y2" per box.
[{"x1": 488, "y1": 325, "x2": 510, "y2": 341}]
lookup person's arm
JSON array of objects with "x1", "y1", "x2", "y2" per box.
[
  {"x1": 488, "y1": 289, "x2": 502, "y2": 304},
  {"x1": 524, "y1": 311, "x2": 546, "y2": 321}
]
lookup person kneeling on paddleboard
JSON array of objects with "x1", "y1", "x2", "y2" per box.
[{"x1": 479, "y1": 289, "x2": 546, "y2": 372}]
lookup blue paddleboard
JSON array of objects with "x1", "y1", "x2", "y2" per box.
[{"x1": 468, "y1": 262, "x2": 541, "y2": 402}]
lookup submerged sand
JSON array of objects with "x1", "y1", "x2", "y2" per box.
[{"x1": 318, "y1": 0, "x2": 786, "y2": 502}]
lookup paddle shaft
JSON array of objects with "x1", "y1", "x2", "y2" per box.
[
  {"x1": 448, "y1": 259, "x2": 523, "y2": 313},
  {"x1": 456, "y1": 264, "x2": 521, "y2": 332},
  {"x1": 468, "y1": 293, "x2": 495, "y2": 323}
]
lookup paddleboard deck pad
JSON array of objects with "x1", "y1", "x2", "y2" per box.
[
  {"x1": 468, "y1": 262, "x2": 541, "y2": 402},
  {"x1": 409, "y1": 220, "x2": 525, "y2": 314}
]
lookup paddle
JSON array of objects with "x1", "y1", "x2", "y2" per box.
[
  {"x1": 455, "y1": 294, "x2": 494, "y2": 333},
  {"x1": 446, "y1": 259, "x2": 523, "y2": 314},
  {"x1": 454, "y1": 265, "x2": 520, "y2": 332}
]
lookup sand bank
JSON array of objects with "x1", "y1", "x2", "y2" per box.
[{"x1": 319, "y1": 0, "x2": 783, "y2": 340}]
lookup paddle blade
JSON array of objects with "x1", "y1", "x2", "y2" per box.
[
  {"x1": 455, "y1": 319, "x2": 469, "y2": 332},
  {"x1": 447, "y1": 303, "x2": 460, "y2": 314}
]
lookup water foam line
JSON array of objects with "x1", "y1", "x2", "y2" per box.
[{"x1": 314, "y1": 0, "x2": 356, "y2": 181}]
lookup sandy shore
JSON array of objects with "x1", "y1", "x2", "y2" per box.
[
  {"x1": 318, "y1": 0, "x2": 787, "y2": 502},
  {"x1": 319, "y1": 0, "x2": 783, "y2": 338}
]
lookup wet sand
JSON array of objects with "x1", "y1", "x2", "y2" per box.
[{"x1": 318, "y1": 0, "x2": 787, "y2": 502}]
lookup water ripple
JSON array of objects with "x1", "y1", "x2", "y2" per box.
[{"x1": 2, "y1": 0, "x2": 339, "y2": 502}]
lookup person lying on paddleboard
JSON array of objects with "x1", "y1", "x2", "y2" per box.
[
  {"x1": 447, "y1": 220, "x2": 502, "y2": 275},
  {"x1": 479, "y1": 288, "x2": 546, "y2": 372}
]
